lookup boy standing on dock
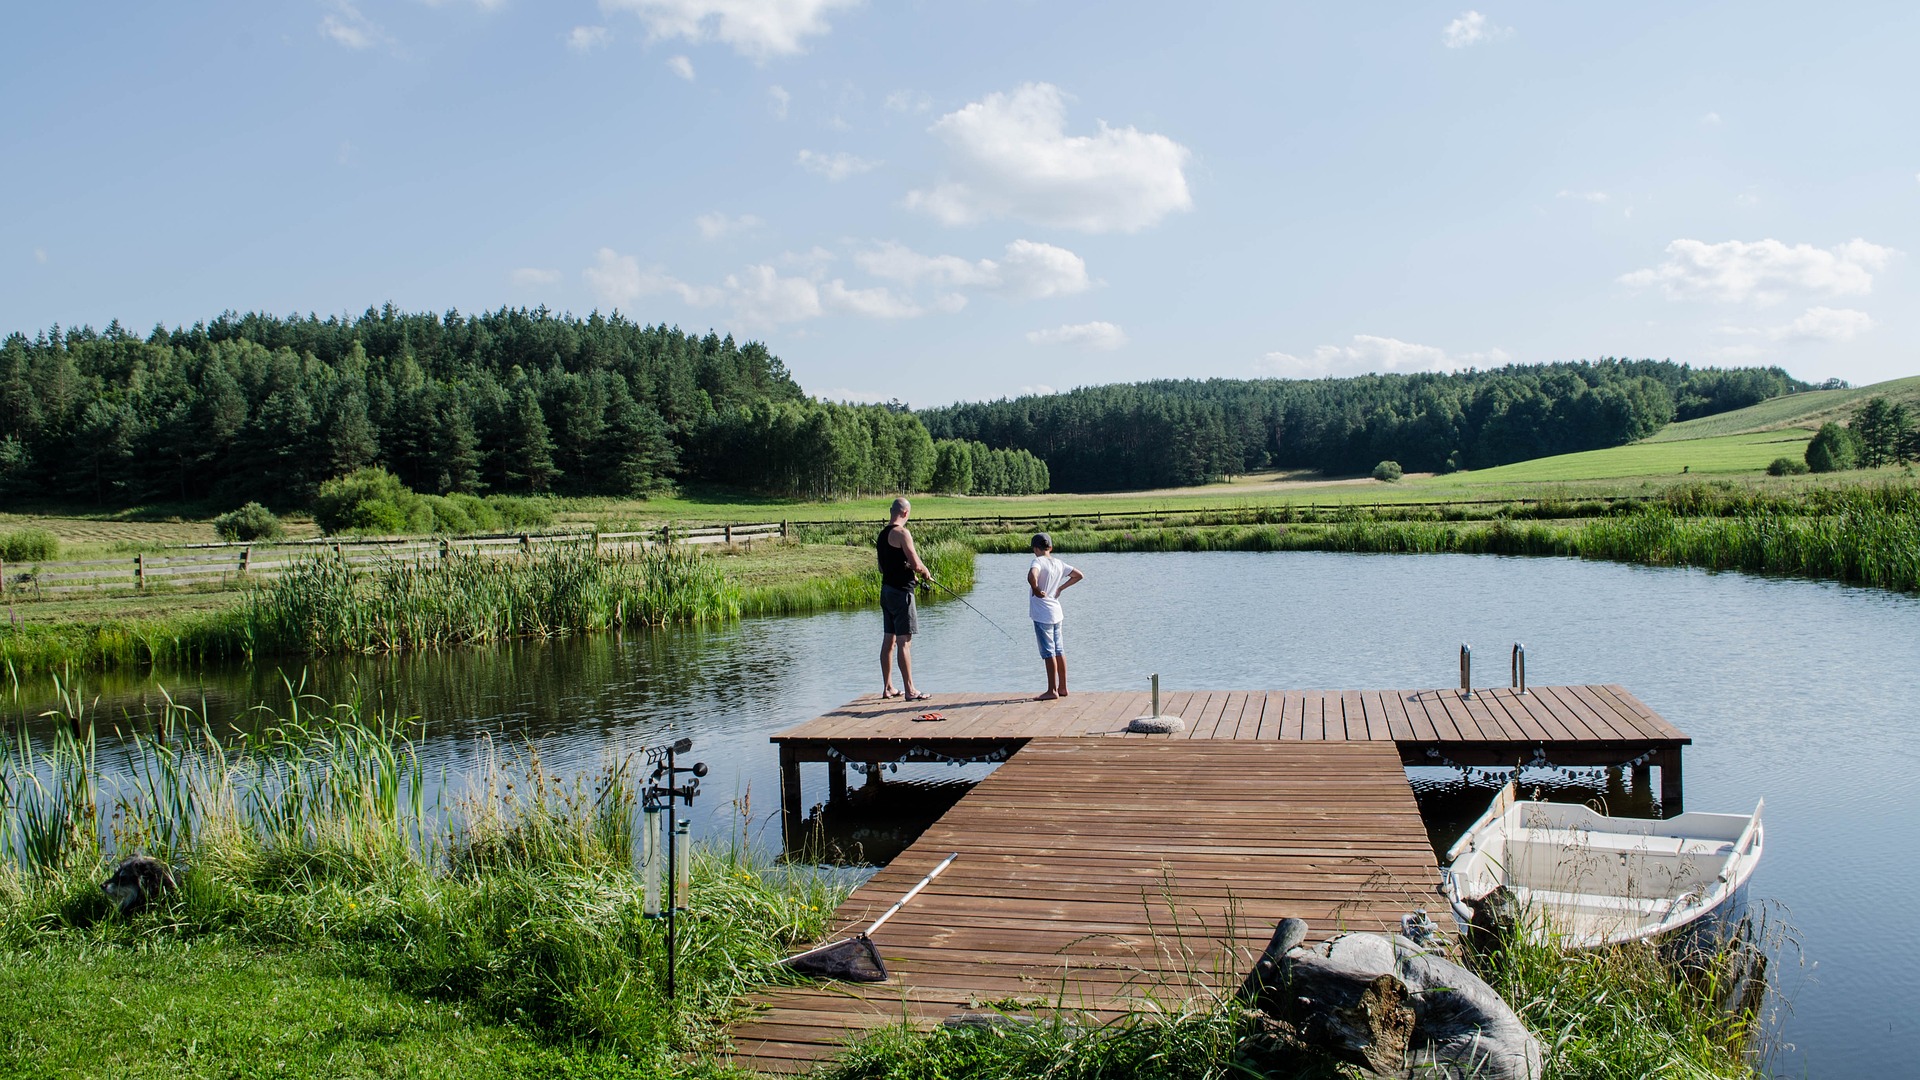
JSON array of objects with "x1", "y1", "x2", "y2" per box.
[{"x1": 1028, "y1": 533, "x2": 1083, "y2": 701}]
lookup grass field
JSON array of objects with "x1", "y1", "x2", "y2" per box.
[
  {"x1": 1646, "y1": 374, "x2": 1920, "y2": 441},
  {"x1": 1419, "y1": 429, "x2": 1817, "y2": 485}
]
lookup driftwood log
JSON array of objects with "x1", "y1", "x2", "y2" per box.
[{"x1": 1238, "y1": 917, "x2": 1542, "y2": 1080}]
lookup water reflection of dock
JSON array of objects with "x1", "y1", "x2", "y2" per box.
[{"x1": 733, "y1": 686, "x2": 1689, "y2": 1074}]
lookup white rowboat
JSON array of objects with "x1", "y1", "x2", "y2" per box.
[{"x1": 1441, "y1": 783, "x2": 1764, "y2": 949}]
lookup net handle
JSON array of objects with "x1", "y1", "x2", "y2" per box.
[{"x1": 863, "y1": 851, "x2": 959, "y2": 937}]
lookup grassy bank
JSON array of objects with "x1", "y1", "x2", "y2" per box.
[
  {"x1": 0, "y1": 540, "x2": 978, "y2": 675},
  {"x1": 966, "y1": 484, "x2": 1920, "y2": 593},
  {"x1": 0, "y1": 691, "x2": 843, "y2": 1077}
]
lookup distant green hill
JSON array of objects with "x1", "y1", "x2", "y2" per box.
[
  {"x1": 1422, "y1": 428, "x2": 1814, "y2": 485},
  {"x1": 1645, "y1": 374, "x2": 1920, "y2": 442}
]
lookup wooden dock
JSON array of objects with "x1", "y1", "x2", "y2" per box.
[{"x1": 733, "y1": 685, "x2": 1689, "y2": 1074}]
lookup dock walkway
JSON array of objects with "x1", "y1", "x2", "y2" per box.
[{"x1": 733, "y1": 685, "x2": 1689, "y2": 1074}]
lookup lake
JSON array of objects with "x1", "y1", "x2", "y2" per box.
[{"x1": 11, "y1": 550, "x2": 1917, "y2": 1075}]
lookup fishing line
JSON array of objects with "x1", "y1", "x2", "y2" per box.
[{"x1": 924, "y1": 576, "x2": 1022, "y2": 645}]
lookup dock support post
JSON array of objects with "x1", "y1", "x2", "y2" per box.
[
  {"x1": 828, "y1": 759, "x2": 847, "y2": 802},
  {"x1": 779, "y1": 746, "x2": 802, "y2": 846},
  {"x1": 1657, "y1": 746, "x2": 1684, "y2": 817},
  {"x1": 863, "y1": 761, "x2": 885, "y2": 788},
  {"x1": 1631, "y1": 761, "x2": 1651, "y2": 799}
]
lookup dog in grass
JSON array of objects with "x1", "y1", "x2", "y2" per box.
[{"x1": 101, "y1": 855, "x2": 178, "y2": 916}]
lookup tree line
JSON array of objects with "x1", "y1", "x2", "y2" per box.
[
  {"x1": 1804, "y1": 396, "x2": 1920, "y2": 473},
  {"x1": 918, "y1": 361, "x2": 1811, "y2": 491},
  {"x1": 0, "y1": 307, "x2": 1047, "y2": 508}
]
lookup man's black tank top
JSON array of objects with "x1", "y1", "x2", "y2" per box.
[{"x1": 876, "y1": 524, "x2": 915, "y2": 589}]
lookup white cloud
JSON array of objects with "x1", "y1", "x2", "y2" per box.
[
  {"x1": 695, "y1": 212, "x2": 762, "y2": 240},
  {"x1": 1701, "y1": 111, "x2": 1722, "y2": 126},
  {"x1": 567, "y1": 26, "x2": 610, "y2": 52},
  {"x1": 885, "y1": 89, "x2": 932, "y2": 114},
  {"x1": 905, "y1": 82, "x2": 1193, "y2": 233},
  {"x1": 797, "y1": 149, "x2": 880, "y2": 180},
  {"x1": 320, "y1": 1, "x2": 389, "y2": 50},
  {"x1": 511, "y1": 267, "x2": 561, "y2": 286},
  {"x1": 1619, "y1": 238, "x2": 1899, "y2": 306},
  {"x1": 1723, "y1": 306, "x2": 1877, "y2": 344},
  {"x1": 768, "y1": 84, "x2": 790, "y2": 119},
  {"x1": 1556, "y1": 189, "x2": 1608, "y2": 203},
  {"x1": 33, "y1": 247, "x2": 48, "y2": 264},
  {"x1": 422, "y1": 0, "x2": 507, "y2": 9},
  {"x1": 854, "y1": 239, "x2": 1091, "y2": 300},
  {"x1": 1018, "y1": 384, "x2": 1057, "y2": 397},
  {"x1": 600, "y1": 0, "x2": 862, "y2": 60},
  {"x1": 821, "y1": 280, "x2": 949, "y2": 320},
  {"x1": 1027, "y1": 322, "x2": 1128, "y2": 351},
  {"x1": 1443, "y1": 11, "x2": 1511, "y2": 48},
  {"x1": 1256, "y1": 335, "x2": 1509, "y2": 379},
  {"x1": 583, "y1": 248, "x2": 722, "y2": 309},
  {"x1": 666, "y1": 54, "x2": 695, "y2": 79}
]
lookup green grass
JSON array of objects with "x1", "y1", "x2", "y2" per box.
[
  {"x1": 1421, "y1": 429, "x2": 1816, "y2": 485},
  {"x1": 1647, "y1": 374, "x2": 1920, "y2": 442},
  {"x1": 0, "y1": 940, "x2": 665, "y2": 1080}
]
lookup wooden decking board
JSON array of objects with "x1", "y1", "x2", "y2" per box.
[{"x1": 730, "y1": 739, "x2": 1437, "y2": 1074}]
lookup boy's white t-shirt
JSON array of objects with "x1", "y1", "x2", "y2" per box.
[{"x1": 1028, "y1": 554, "x2": 1077, "y2": 624}]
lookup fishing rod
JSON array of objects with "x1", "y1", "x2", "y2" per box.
[{"x1": 923, "y1": 576, "x2": 1022, "y2": 644}]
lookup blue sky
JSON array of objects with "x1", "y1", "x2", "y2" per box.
[{"x1": 4, "y1": 1, "x2": 1916, "y2": 405}]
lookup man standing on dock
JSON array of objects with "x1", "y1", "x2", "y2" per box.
[{"x1": 878, "y1": 497, "x2": 933, "y2": 701}]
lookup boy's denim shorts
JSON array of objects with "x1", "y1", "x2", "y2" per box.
[{"x1": 1033, "y1": 620, "x2": 1064, "y2": 658}]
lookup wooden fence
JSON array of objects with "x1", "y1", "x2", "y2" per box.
[{"x1": 0, "y1": 522, "x2": 788, "y2": 597}]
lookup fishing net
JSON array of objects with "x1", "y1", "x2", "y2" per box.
[{"x1": 779, "y1": 932, "x2": 888, "y2": 982}]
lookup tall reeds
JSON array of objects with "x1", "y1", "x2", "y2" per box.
[{"x1": 0, "y1": 688, "x2": 845, "y2": 1057}]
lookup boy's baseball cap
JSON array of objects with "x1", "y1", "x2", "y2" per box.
[{"x1": 1030, "y1": 532, "x2": 1052, "y2": 549}]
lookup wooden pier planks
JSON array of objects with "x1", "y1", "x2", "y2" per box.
[
  {"x1": 729, "y1": 739, "x2": 1438, "y2": 1075},
  {"x1": 772, "y1": 685, "x2": 1687, "y2": 752}
]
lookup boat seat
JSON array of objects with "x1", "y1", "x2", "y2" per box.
[
  {"x1": 1515, "y1": 887, "x2": 1669, "y2": 917},
  {"x1": 1506, "y1": 826, "x2": 1733, "y2": 858}
]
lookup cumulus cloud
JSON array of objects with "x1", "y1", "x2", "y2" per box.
[
  {"x1": 1027, "y1": 322, "x2": 1128, "y2": 351},
  {"x1": 666, "y1": 54, "x2": 695, "y2": 79},
  {"x1": 33, "y1": 247, "x2": 48, "y2": 264},
  {"x1": 320, "y1": 1, "x2": 389, "y2": 50},
  {"x1": 566, "y1": 26, "x2": 611, "y2": 51},
  {"x1": 1556, "y1": 189, "x2": 1609, "y2": 203},
  {"x1": 600, "y1": 0, "x2": 862, "y2": 60},
  {"x1": 797, "y1": 149, "x2": 880, "y2": 180},
  {"x1": 1723, "y1": 306, "x2": 1877, "y2": 344},
  {"x1": 583, "y1": 248, "x2": 972, "y2": 329},
  {"x1": 1257, "y1": 336, "x2": 1509, "y2": 379},
  {"x1": 1701, "y1": 111, "x2": 1722, "y2": 126},
  {"x1": 810, "y1": 386, "x2": 892, "y2": 404},
  {"x1": 768, "y1": 84, "x2": 790, "y2": 119},
  {"x1": 854, "y1": 239, "x2": 1091, "y2": 300},
  {"x1": 905, "y1": 82, "x2": 1193, "y2": 233},
  {"x1": 1443, "y1": 11, "x2": 1511, "y2": 48},
  {"x1": 1619, "y1": 238, "x2": 1898, "y2": 306},
  {"x1": 511, "y1": 267, "x2": 562, "y2": 286},
  {"x1": 583, "y1": 248, "x2": 722, "y2": 309},
  {"x1": 695, "y1": 212, "x2": 762, "y2": 240}
]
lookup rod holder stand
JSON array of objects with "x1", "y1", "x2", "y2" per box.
[
  {"x1": 1511, "y1": 643, "x2": 1527, "y2": 694},
  {"x1": 1459, "y1": 643, "x2": 1473, "y2": 698},
  {"x1": 1151, "y1": 673, "x2": 1160, "y2": 717}
]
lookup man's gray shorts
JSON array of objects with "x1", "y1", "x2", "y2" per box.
[{"x1": 881, "y1": 584, "x2": 918, "y2": 637}]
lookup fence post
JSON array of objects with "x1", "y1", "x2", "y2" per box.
[
  {"x1": 240, "y1": 547, "x2": 251, "y2": 575},
  {"x1": 724, "y1": 524, "x2": 733, "y2": 545},
  {"x1": 136, "y1": 553, "x2": 146, "y2": 590},
  {"x1": 441, "y1": 537, "x2": 451, "y2": 561},
  {"x1": 520, "y1": 533, "x2": 531, "y2": 555},
  {"x1": 592, "y1": 530, "x2": 601, "y2": 558},
  {"x1": 660, "y1": 524, "x2": 672, "y2": 546},
  {"x1": 780, "y1": 520, "x2": 788, "y2": 540}
]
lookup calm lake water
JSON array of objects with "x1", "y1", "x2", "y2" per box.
[{"x1": 12, "y1": 550, "x2": 1918, "y2": 1075}]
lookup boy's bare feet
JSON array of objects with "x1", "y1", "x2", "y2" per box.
[
  {"x1": 882, "y1": 687, "x2": 901, "y2": 698},
  {"x1": 1033, "y1": 690, "x2": 1060, "y2": 701}
]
